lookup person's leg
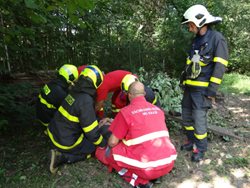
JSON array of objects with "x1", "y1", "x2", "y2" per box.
[
  {"x1": 96, "y1": 147, "x2": 150, "y2": 187},
  {"x1": 99, "y1": 124, "x2": 112, "y2": 141},
  {"x1": 191, "y1": 91, "x2": 211, "y2": 162},
  {"x1": 49, "y1": 138, "x2": 95, "y2": 173},
  {"x1": 181, "y1": 90, "x2": 195, "y2": 151}
]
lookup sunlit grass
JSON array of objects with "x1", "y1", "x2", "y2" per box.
[{"x1": 219, "y1": 73, "x2": 250, "y2": 95}]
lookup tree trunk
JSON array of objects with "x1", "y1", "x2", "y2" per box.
[{"x1": 0, "y1": 12, "x2": 11, "y2": 72}]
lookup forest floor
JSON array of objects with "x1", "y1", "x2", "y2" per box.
[{"x1": 0, "y1": 93, "x2": 249, "y2": 188}]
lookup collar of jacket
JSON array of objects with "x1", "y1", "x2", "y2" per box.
[
  {"x1": 52, "y1": 76, "x2": 69, "y2": 90},
  {"x1": 130, "y1": 96, "x2": 147, "y2": 105},
  {"x1": 71, "y1": 76, "x2": 96, "y2": 98}
]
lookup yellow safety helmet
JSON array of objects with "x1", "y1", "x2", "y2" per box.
[
  {"x1": 121, "y1": 74, "x2": 139, "y2": 92},
  {"x1": 80, "y1": 65, "x2": 104, "y2": 88},
  {"x1": 58, "y1": 64, "x2": 78, "y2": 84}
]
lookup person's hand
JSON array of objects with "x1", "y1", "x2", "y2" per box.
[
  {"x1": 95, "y1": 100, "x2": 104, "y2": 111},
  {"x1": 99, "y1": 118, "x2": 113, "y2": 128},
  {"x1": 207, "y1": 96, "x2": 215, "y2": 104},
  {"x1": 207, "y1": 96, "x2": 216, "y2": 108}
]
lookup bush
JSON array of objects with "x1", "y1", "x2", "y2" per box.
[
  {"x1": 137, "y1": 67, "x2": 182, "y2": 112},
  {"x1": 0, "y1": 82, "x2": 35, "y2": 131}
]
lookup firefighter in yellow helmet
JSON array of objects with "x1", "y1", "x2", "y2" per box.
[
  {"x1": 180, "y1": 5, "x2": 229, "y2": 162},
  {"x1": 48, "y1": 65, "x2": 108, "y2": 174},
  {"x1": 111, "y1": 74, "x2": 161, "y2": 117},
  {"x1": 36, "y1": 64, "x2": 78, "y2": 128}
]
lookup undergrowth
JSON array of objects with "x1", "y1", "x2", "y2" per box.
[
  {"x1": 0, "y1": 82, "x2": 36, "y2": 132},
  {"x1": 219, "y1": 73, "x2": 250, "y2": 95}
]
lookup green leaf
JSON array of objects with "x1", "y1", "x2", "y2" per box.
[
  {"x1": 24, "y1": 0, "x2": 38, "y2": 9},
  {"x1": 76, "y1": 0, "x2": 94, "y2": 10},
  {"x1": 28, "y1": 11, "x2": 47, "y2": 24}
]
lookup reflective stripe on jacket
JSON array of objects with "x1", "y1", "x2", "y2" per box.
[
  {"x1": 183, "y1": 28, "x2": 229, "y2": 97},
  {"x1": 48, "y1": 77, "x2": 106, "y2": 150},
  {"x1": 36, "y1": 78, "x2": 68, "y2": 125},
  {"x1": 110, "y1": 97, "x2": 177, "y2": 171}
]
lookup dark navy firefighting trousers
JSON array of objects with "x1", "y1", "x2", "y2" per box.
[{"x1": 181, "y1": 88, "x2": 212, "y2": 152}]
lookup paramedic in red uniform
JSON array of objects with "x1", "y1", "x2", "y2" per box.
[
  {"x1": 95, "y1": 81, "x2": 177, "y2": 188},
  {"x1": 95, "y1": 70, "x2": 131, "y2": 118}
]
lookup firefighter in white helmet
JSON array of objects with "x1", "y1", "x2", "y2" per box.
[{"x1": 180, "y1": 5, "x2": 229, "y2": 162}]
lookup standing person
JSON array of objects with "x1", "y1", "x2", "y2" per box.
[
  {"x1": 95, "y1": 81, "x2": 177, "y2": 188},
  {"x1": 111, "y1": 74, "x2": 161, "y2": 117},
  {"x1": 48, "y1": 65, "x2": 107, "y2": 174},
  {"x1": 36, "y1": 64, "x2": 78, "y2": 128},
  {"x1": 180, "y1": 4, "x2": 229, "y2": 162},
  {"x1": 95, "y1": 70, "x2": 132, "y2": 118}
]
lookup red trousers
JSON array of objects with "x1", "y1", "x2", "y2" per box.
[{"x1": 95, "y1": 147, "x2": 174, "y2": 186}]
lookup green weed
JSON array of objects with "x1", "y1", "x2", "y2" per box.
[
  {"x1": 224, "y1": 157, "x2": 249, "y2": 168},
  {"x1": 219, "y1": 73, "x2": 250, "y2": 95}
]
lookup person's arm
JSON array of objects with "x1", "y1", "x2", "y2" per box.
[
  {"x1": 79, "y1": 97, "x2": 107, "y2": 147},
  {"x1": 107, "y1": 111, "x2": 128, "y2": 147},
  {"x1": 108, "y1": 134, "x2": 119, "y2": 148},
  {"x1": 95, "y1": 100, "x2": 104, "y2": 111},
  {"x1": 207, "y1": 34, "x2": 229, "y2": 97}
]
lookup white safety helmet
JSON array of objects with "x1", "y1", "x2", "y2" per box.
[{"x1": 181, "y1": 4, "x2": 222, "y2": 28}]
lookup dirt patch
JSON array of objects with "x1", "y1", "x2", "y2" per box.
[
  {"x1": 213, "y1": 93, "x2": 250, "y2": 138},
  {"x1": 0, "y1": 94, "x2": 249, "y2": 188},
  {"x1": 162, "y1": 93, "x2": 250, "y2": 188}
]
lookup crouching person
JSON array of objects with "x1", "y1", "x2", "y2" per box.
[
  {"x1": 47, "y1": 65, "x2": 107, "y2": 174},
  {"x1": 95, "y1": 81, "x2": 177, "y2": 188}
]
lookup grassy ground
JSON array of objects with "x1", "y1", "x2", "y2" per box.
[
  {"x1": 0, "y1": 117, "x2": 249, "y2": 188},
  {"x1": 0, "y1": 73, "x2": 250, "y2": 188},
  {"x1": 219, "y1": 73, "x2": 250, "y2": 95}
]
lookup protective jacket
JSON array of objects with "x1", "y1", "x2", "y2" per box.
[
  {"x1": 96, "y1": 70, "x2": 131, "y2": 118},
  {"x1": 36, "y1": 77, "x2": 68, "y2": 127},
  {"x1": 48, "y1": 76, "x2": 106, "y2": 154},
  {"x1": 182, "y1": 28, "x2": 229, "y2": 97},
  {"x1": 110, "y1": 97, "x2": 176, "y2": 182}
]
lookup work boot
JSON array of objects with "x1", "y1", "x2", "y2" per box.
[
  {"x1": 191, "y1": 148, "x2": 204, "y2": 162},
  {"x1": 49, "y1": 149, "x2": 66, "y2": 174},
  {"x1": 134, "y1": 182, "x2": 153, "y2": 188},
  {"x1": 180, "y1": 142, "x2": 193, "y2": 151},
  {"x1": 151, "y1": 177, "x2": 162, "y2": 184}
]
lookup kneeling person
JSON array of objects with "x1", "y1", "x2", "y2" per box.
[
  {"x1": 96, "y1": 81, "x2": 177, "y2": 188},
  {"x1": 48, "y1": 65, "x2": 107, "y2": 174}
]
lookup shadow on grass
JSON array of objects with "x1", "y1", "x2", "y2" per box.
[{"x1": 1, "y1": 122, "x2": 249, "y2": 188}]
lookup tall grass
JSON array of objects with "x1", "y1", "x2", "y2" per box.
[{"x1": 219, "y1": 73, "x2": 250, "y2": 95}]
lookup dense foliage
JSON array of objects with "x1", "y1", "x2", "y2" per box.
[
  {"x1": 0, "y1": 82, "x2": 35, "y2": 131},
  {"x1": 137, "y1": 67, "x2": 182, "y2": 112},
  {"x1": 0, "y1": 0, "x2": 249, "y2": 75}
]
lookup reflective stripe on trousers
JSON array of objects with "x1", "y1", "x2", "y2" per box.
[{"x1": 181, "y1": 89, "x2": 211, "y2": 152}]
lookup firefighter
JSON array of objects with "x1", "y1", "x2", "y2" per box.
[
  {"x1": 95, "y1": 70, "x2": 132, "y2": 118},
  {"x1": 112, "y1": 74, "x2": 161, "y2": 117},
  {"x1": 180, "y1": 5, "x2": 229, "y2": 162},
  {"x1": 95, "y1": 81, "x2": 177, "y2": 188},
  {"x1": 48, "y1": 65, "x2": 107, "y2": 174},
  {"x1": 36, "y1": 64, "x2": 78, "y2": 128}
]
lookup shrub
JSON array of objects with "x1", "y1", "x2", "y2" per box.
[
  {"x1": 0, "y1": 82, "x2": 35, "y2": 131},
  {"x1": 137, "y1": 67, "x2": 182, "y2": 113}
]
